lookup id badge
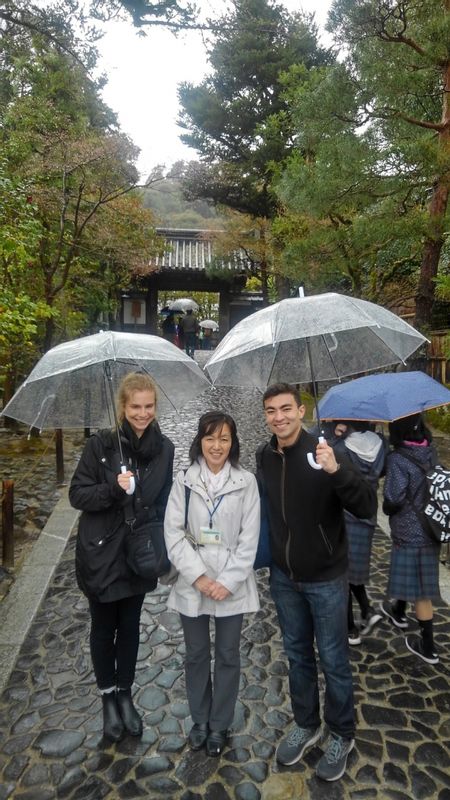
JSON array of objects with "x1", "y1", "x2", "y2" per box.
[{"x1": 199, "y1": 526, "x2": 222, "y2": 545}]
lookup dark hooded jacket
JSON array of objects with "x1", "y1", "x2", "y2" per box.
[
  {"x1": 69, "y1": 421, "x2": 174, "y2": 601},
  {"x1": 383, "y1": 442, "x2": 437, "y2": 548},
  {"x1": 257, "y1": 427, "x2": 376, "y2": 583}
]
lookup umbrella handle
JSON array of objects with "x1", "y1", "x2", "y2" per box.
[
  {"x1": 307, "y1": 436, "x2": 325, "y2": 470},
  {"x1": 121, "y1": 465, "x2": 136, "y2": 495}
]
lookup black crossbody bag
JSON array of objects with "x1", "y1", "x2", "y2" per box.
[{"x1": 124, "y1": 504, "x2": 171, "y2": 581}]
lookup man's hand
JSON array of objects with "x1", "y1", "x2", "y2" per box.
[{"x1": 315, "y1": 440, "x2": 340, "y2": 474}]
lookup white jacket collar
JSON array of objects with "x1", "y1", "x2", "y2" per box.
[{"x1": 184, "y1": 460, "x2": 246, "y2": 496}]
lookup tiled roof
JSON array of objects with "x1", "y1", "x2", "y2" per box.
[{"x1": 150, "y1": 228, "x2": 249, "y2": 272}]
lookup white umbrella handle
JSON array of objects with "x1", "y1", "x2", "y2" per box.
[
  {"x1": 307, "y1": 436, "x2": 324, "y2": 470},
  {"x1": 121, "y1": 465, "x2": 135, "y2": 495}
]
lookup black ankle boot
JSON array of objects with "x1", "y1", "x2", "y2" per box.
[
  {"x1": 102, "y1": 692, "x2": 124, "y2": 742},
  {"x1": 116, "y1": 688, "x2": 143, "y2": 736}
]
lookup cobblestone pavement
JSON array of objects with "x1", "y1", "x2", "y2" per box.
[{"x1": 0, "y1": 361, "x2": 449, "y2": 800}]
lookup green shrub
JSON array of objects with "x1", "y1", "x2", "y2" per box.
[{"x1": 426, "y1": 401, "x2": 450, "y2": 435}]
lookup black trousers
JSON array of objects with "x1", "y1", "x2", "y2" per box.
[{"x1": 88, "y1": 594, "x2": 144, "y2": 690}]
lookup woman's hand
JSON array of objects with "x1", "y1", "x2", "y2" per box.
[
  {"x1": 208, "y1": 581, "x2": 231, "y2": 601},
  {"x1": 193, "y1": 576, "x2": 231, "y2": 600},
  {"x1": 117, "y1": 470, "x2": 134, "y2": 492},
  {"x1": 193, "y1": 575, "x2": 215, "y2": 596}
]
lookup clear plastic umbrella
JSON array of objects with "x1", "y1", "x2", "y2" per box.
[
  {"x1": 2, "y1": 331, "x2": 211, "y2": 431},
  {"x1": 205, "y1": 293, "x2": 428, "y2": 390},
  {"x1": 199, "y1": 319, "x2": 219, "y2": 331},
  {"x1": 168, "y1": 298, "x2": 199, "y2": 313}
]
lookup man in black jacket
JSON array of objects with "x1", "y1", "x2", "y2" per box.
[{"x1": 257, "y1": 383, "x2": 376, "y2": 782}]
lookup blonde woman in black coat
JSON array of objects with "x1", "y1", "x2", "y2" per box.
[{"x1": 70, "y1": 373, "x2": 174, "y2": 742}]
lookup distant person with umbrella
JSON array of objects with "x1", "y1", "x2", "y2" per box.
[
  {"x1": 202, "y1": 327, "x2": 212, "y2": 351},
  {"x1": 69, "y1": 373, "x2": 174, "y2": 742},
  {"x1": 381, "y1": 413, "x2": 441, "y2": 664},
  {"x1": 179, "y1": 308, "x2": 199, "y2": 358},
  {"x1": 161, "y1": 311, "x2": 176, "y2": 344},
  {"x1": 257, "y1": 383, "x2": 376, "y2": 782},
  {"x1": 199, "y1": 320, "x2": 218, "y2": 352}
]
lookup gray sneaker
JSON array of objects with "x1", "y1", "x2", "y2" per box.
[
  {"x1": 316, "y1": 733, "x2": 355, "y2": 781},
  {"x1": 276, "y1": 724, "x2": 321, "y2": 765}
]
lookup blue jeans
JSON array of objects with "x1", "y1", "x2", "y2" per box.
[{"x1": 270, "y1": 565, "x2": 355, "y2": 739}]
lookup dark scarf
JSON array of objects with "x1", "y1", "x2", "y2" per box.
[{"x1": 119, "y1": 418, "x2": 163, "y2": 465}]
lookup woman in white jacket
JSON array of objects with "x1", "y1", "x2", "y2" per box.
[{"x1": 164, "y1": 411, "x2": 260, "y2": 757}]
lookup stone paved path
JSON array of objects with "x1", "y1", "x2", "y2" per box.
[{"x1": 0, "y1": 367, "x2": 449, "y2": 800}]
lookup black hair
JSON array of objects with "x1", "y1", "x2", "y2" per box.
[
  {"x1": 349, "y1": 421, "x2": 375, "y2": 434},
  {"x1": 388, "y1": 413, "x2": 432, "y2": 447},
  {"x1": 262, "y1": 383, "x2": 302, "y2": 407},
  {"x1": 189, "y1": 411, "x2": 240, "y2": 466}
]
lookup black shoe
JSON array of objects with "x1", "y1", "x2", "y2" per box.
[
  {"x1": 348, "y1": 627, "x2": 361, "y2": 646},
  {"x1": 405, "y1": 634, "x2": 439, "y2": 665},
  {"x1": 380, "y1": 600, "x2": 408, "y2": 629},
  {"x1": 206, "y1": 730, "x2": 228, "y2": 757},
  {"x1": 102, "y1": 692, "x2": 124, "y2": 742},
  {"x1": 360, "y1": 606, "x2": 382, "y2": 635},
  {"x1": 188, "y1": 723, "x2": 209, "y2": 750},
  {"x1": 116, "y1": 688, "x2": 143, "y2": 736}
]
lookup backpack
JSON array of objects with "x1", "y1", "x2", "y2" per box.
[
  {"x1": 254, "y1": 443, "x2": 272, "y2": 570},
  {"x1": 400, "y1": 450, "x2": 450, "y2": 545}
]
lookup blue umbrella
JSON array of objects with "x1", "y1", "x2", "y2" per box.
[{"x1": 318, "y1": 371, "x2": 450, "y2": 423}]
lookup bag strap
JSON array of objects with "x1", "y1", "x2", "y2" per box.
[
  {"x1": 184, "y1": 483, "x2": 191, "y2": 530},
  {"x1": 255, "y1": 442, "x2": 268, "y2": 495}
]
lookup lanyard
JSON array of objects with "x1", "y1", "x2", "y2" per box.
[{"x1": 207, "y1": 495, "x2": 224, "y2": 528}]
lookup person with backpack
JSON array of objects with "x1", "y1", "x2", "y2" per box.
[
  {"x1": 163, "y1": 411, "x2": 260, "y2": 757},
  {"x1": 333, "y1": 421, "x2": 387, "y2": 645},
  {"x1": 381, "y1": 413, "x2": 441, "y2": 664},
  {"x1": 69, "y1": 373, "x2": 174, "y2": 741}
]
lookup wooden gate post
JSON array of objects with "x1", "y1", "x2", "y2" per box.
[
  {"x1": 2, "y1": 480, "x2": 14, "y2": 568},
  {"x1": 55, "y1": 428, "x2": 65, "y2": 485}
]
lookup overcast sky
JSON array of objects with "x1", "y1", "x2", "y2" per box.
[{"x1": 97, "y1": 1, "x2": 333, "y2": 180}]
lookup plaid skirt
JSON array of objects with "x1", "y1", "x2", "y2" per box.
[
  {"x1": 387, "y1": 544, "x2": 441, "y2": 601},
  {"x1": 346, "y1": 519, "x2": 374, "y2": 585}
]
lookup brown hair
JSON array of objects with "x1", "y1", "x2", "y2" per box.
[{"x1": 116, "y1": 372, "x2": 158, "y2": 423}]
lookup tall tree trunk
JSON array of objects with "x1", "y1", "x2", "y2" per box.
[
  {"x1": 43, "y1": 315, "x2": 55, "y2": 352},
  {"x1": 275, "y1": 273, "x2": 291, "y2": 299},
  {"x1": 414, "y1": 178, "x2": 449, "y2": 328},
  {"x1": 260, "y1": 259, "x2": 270, "y2": 306},
  {"x1": 414, "y1": 54, "x2": 450, "y2": 329},
  {"x1": 1, "y1": 368, "x2": 19, "y2": 429}
]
